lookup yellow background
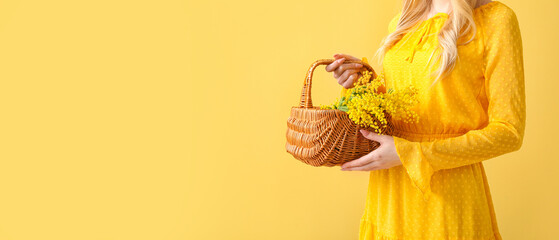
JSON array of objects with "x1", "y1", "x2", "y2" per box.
[{"x1": 0, "y1": 0, "x2": 556, "y2": 239}]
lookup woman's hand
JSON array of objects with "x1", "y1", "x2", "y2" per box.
[
  {"x1": 325, "y1": 53, "x2": 364, "y2": 89},
  {"x1": 340, "y1": 129, "x2": 403, "y2": 171}
]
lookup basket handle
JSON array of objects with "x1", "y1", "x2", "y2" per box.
[{"x1": 299, "y1": 58, "x2": 377, "y2": 108}]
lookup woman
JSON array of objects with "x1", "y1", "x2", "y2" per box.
[{"x1": 325, "y1": 0, "x2": 525, "y2": 239}]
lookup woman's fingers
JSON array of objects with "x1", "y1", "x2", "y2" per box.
[
  {"x1": 334, "y1": 53, "x2": 360, "y2": 61},
  {"x1": 326, "y1": 57, "x2": 363, "y2": 73},
  {"x1": 342, "y1": 161, "x2": 382, "y2": 171},
  {"x1": 338, "y1": 69, "x2": 361, "y2": 87},
  {"x1": 343, "y1": 73, "x2": 361, "y2": 88},
  {"x1": 325, "y1": 58, "x2": 346, "y2": 72},
  {"x1": 340, "y1": 151, "x2": 377, "y2": 169},
  {"x1": 326, "y1": 54, "x2": 364, "y2": 88},
  {"x1": 334, "y1": 62, "x2": 363, "y2": 77}
]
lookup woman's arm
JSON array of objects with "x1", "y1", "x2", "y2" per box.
[{"x1": 395, "y1": 8, "x2": 526, "y2": 200}]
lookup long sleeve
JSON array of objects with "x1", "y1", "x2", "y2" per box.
[{"x1": 393, "y1": 9, "x2": 526, "y2": 201}]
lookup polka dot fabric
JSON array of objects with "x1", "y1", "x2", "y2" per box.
[{"x1": 359, "y1": 1, "x2": 525, "y2": 240}]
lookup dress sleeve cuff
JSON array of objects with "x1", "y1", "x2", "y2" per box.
[{"x1": 393, "y1": 136, "x2": 436, "y2": 202}]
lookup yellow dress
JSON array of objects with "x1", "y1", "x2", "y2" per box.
[{"x1": 358, "y1": 1, "x2": 525, "y2": 239}]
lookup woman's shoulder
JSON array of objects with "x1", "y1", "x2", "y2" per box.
[
  {"x1": 476, "y1": 1, "x2": 520, "y2": 28},
  {"x1": 387, "y1": 1, "x2": 520, "y2": 35},
  {"x1": 476, "y1": 1, "x2": 521, "y2": 40}
]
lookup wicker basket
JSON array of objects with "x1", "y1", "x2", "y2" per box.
[{"x1": 285, "y1": 58, "x2": 395, "y2": 167}]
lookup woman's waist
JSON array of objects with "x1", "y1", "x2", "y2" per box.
[
  {"x1": 389, "y1": 126, "x2": 469, "y2": 141},
  {"x1": 386, "y1": 114, "x2": 486, "y2": 141}
]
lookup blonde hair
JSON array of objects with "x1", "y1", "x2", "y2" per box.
[{"x1": 374, "y1": 0, "x2": 482, "y2": 88}]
